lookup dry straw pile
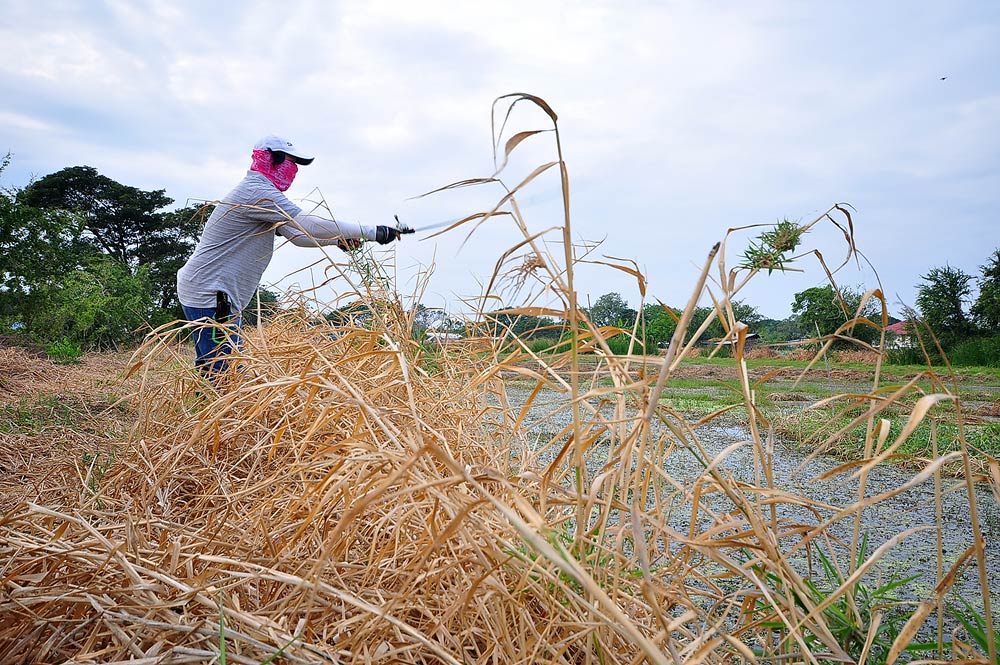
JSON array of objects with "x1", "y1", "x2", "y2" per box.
[{"x1": 2, "y1": 94, "x2": 996, "y2": 663}]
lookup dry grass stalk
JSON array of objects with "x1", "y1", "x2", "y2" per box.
[{"x1": 1, "y1": 94, "x2": 995, "y2": 664}]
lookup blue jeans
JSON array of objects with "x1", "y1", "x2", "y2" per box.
[{"x1": 182, "y1": 304, "x2": 243, "y2": 379}]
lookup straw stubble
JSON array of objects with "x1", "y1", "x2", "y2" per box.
[{"x1": 1, "y1": 94, "x2": 994, "y2": 664}]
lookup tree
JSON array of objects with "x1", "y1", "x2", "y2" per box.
[
  {"x1": 688, "y1": 301, "x2": 762, "y2": 343},
  {"x1": 916, "y1": 265, "x2": 975, "y2": 347},
  {"x1": 1, "y1": 187, "x2": 90, "y2": 322},
  {"x1": 791, "y1": 285, "x2": 879, "y2": 346},
  {"x1": 730, "y1": 301, "x2": 763, "y2": 329},
  {"x1": 638, "y1": 300, "x2": 762, "y2": 349},
  {"x1": 26, "y1": 254, "x2": 155, "y2": 348},
  {"x1": 0, "y1": 192, "x2": 154, "y2": 346},
  {"x1": 325, "y1": 301, "x2": 374, "y2": 327},
  {"x1": 21, "y1": 166, "x2": 201, "y2": 314},
  {"x1": 588, "y1": 292, "x2": 635, "y2": 327},
  {"x1": 642, "y1": 303, "x2": 679, "y2": 348},
  {"x1": 412, "y1": 303, "x2": 446, "y2": 334},
  {"x1": 2, "y1": 158, "x2": 203, "y2": 346},
  {"x1": 242, "y1": 289, "x2": 282, "y2": 327},
  {"x1": 971, "y1": 249, "x2": 1000, "y2": 333},
  {"x1": 756, "y1": 316, "x2": 806, "y2": 343},
  {"x1": 153, "y1": 204, "x2": 210, "y2": 312},
  {"x1": 23, "y1": 166, "x2": 171, "y2": 264}
]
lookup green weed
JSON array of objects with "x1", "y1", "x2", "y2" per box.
[
  {"x1": 951, "y1": 596, "x2": 1000, "y2": 661},
  {"x1": 749, "y1": 535, "x2": 934, "y2": 663},
  {"x1": 0, "y1": 395, "x2": 80, "y2": 433},
  {"x1": 45, "y1": 337, "x2": 83, "y2": 364}
]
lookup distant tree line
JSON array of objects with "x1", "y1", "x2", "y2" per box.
[
  {"x1": 3, "y1": 157, "x2": 997, "y2": 365},
  {"x1": 478, "y1": 265, "x2": 1000, "y2": 366},
  {"x1": 478, "y1": 293, "x2": 765, "y2": 355}
]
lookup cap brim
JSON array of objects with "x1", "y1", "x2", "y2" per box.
[{"x1": 287, "y1": 153, "x2": 314, "y2": 165}]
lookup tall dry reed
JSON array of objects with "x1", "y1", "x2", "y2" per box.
[{"x1": 1, "y1": 94, "x2": 995, "y2": 664}]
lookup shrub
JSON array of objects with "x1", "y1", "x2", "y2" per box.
[
  {"x1": 887, "y1": 345, "x2": 931, "y2": 366},
  {"x1": 528, "y1": 336, "x2": 561, "y2": 354},
  {"x1": 44, "y1": 337, "x2": 83, "y2": 364},
  {"x1": 948, "y1": 334, "x2": 1000, "y2": 367},
  {"x1": 28, "y1": 257, "x2": 155, "y2": 349},
  {"x1": 606, "y1": 334, "x2": 638, "y2": 355}
]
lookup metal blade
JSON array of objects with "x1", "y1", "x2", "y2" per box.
[
  {"x1": 408, "y1": 217, "x2": 463, "y2": 233},
  {"x1": 394, "y1": 215, "x2": 463, "y2": 235}
]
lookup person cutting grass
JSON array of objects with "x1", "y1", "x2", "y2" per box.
[{"x1": 176, "y1": 135, "x2": 402, "y2": 378}]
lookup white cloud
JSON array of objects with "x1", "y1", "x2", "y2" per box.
[{"x1": 0, "y1": 111, "x2": 55, "y2": 133}]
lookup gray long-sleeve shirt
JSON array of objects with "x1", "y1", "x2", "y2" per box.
[{"x1": 176, "y1": 171, "x2": 372, "y2": 311}]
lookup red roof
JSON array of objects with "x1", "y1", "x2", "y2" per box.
[{"x1": 886, "y1": 321, "x2": 911, "y2": 335}]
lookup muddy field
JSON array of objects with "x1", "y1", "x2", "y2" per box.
[{"x1": 501, "y1": 379, "x2": 1000, "y2": 614}]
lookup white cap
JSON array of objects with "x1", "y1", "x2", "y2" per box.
[{"x1": 253, "y1": 135, "x2": 314, "y2": 165}]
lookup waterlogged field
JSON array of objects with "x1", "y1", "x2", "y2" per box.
[
  {"x1": 646, "y1": 357, "x2": 1000, "y2": 462},
  {"x1": 501, "y1": 359, "x2": 1000, "y2": 614}
]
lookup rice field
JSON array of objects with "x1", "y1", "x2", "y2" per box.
[{"x1": 1, "y1": 94, "x2": 996, "y2": 663}]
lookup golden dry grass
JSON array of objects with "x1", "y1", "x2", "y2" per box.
[
  {"x1": 0, "y1": 346, "x2": 134, "y2": 514},
  {"x1": 1, "y1": 94, "x2": 996, "y2": 664}
]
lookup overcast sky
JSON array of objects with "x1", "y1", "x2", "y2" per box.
[{"x1": 2, "y1": 1, "x2": 997, "y2": 319}]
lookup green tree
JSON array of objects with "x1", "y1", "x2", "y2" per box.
[
  {"x1": 483, "y1": 311, "x2": 561, "y2": 341},
  {"x1": 687, "y1": 306, "x2": 724, "y2": 343},
  {"x1": 2, "y1": 159, "x2": 194, "y2": 346},
  {"x1": 916, "y1": 265, "x2": 975, "y2": 347},
  {"x1": 21, "y1": 166, "x2": 201, "y2": 316},
  {"x1": 412, "y1": 303, "x2": 446, "y2": 335},
  {"x1": 756, "y1": 316, "x2": 806, "y2": 343},
  {"x1": 18, "y1": 254, "x2": 154, "y2": 348},
  {"x1": 791, "y1": 285, "x2": 879, "y2": 346},
  {"x1": 1, "y1": 188, "x2": 91, "y2": 324},
  {"x1": 686, "y1": 301, "x2": 761, "y2": 344},
  {"x1": 588, "y1": 292, "x2": 635, "y2": 327},
  {"x1": 971, "y1": 249, "x2": 1000, "y2": 333},
  {"x1": 242, "y1": 289, "x2": 282, "y2": 327},
  {"x1": 640, "y1": 300, "x2": 761, "y2": 349},
  {"x1": 642, "y1": 303, "x2": 679, "y2": 348},
  {"x1": 153, "y1": 204, "x2": 210, "y2": 313},
  {"x1": 325, "y1": 300, "x2": 374, "y2": 327},
  {"x1": 731, "y1": 301, "x2": 763, "y2": 328}
]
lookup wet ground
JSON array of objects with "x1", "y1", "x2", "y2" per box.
[{"x1": 500, "y1": 383, "x2": 1000, "y2": 615}]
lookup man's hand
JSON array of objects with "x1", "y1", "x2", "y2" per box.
[
  {"x1": 337, "y1": 238, "x2": 362, "y2": 252},
  {"x1": 374, "y1": 225, "x2": 401, "y2": 244}
]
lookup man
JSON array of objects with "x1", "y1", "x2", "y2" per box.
[{"x1": 176, "y1": 135, "x2": 400, "y2": 377}]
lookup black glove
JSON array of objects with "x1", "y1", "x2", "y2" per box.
[{"x1": 374, "y1": 225, "x2": 401, "y2": 245}]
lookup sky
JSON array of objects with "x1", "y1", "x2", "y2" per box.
[{"x1": 2, "y1": 0, "x2": 997, "y2": 320}]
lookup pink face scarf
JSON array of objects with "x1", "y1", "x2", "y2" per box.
[{"x1": 250, "y1": 149, "x2": 298, "y2": 191}]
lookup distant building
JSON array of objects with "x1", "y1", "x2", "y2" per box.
[
  {"x1": 885, "y1": 321, "x2": 916, "y2": 349},
  {"x1": 703, "y1": 332, "x2": 759, "y2": 349},
  {"x1": 426, "y1": 332, "x2": 463, "y2": 344}
]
